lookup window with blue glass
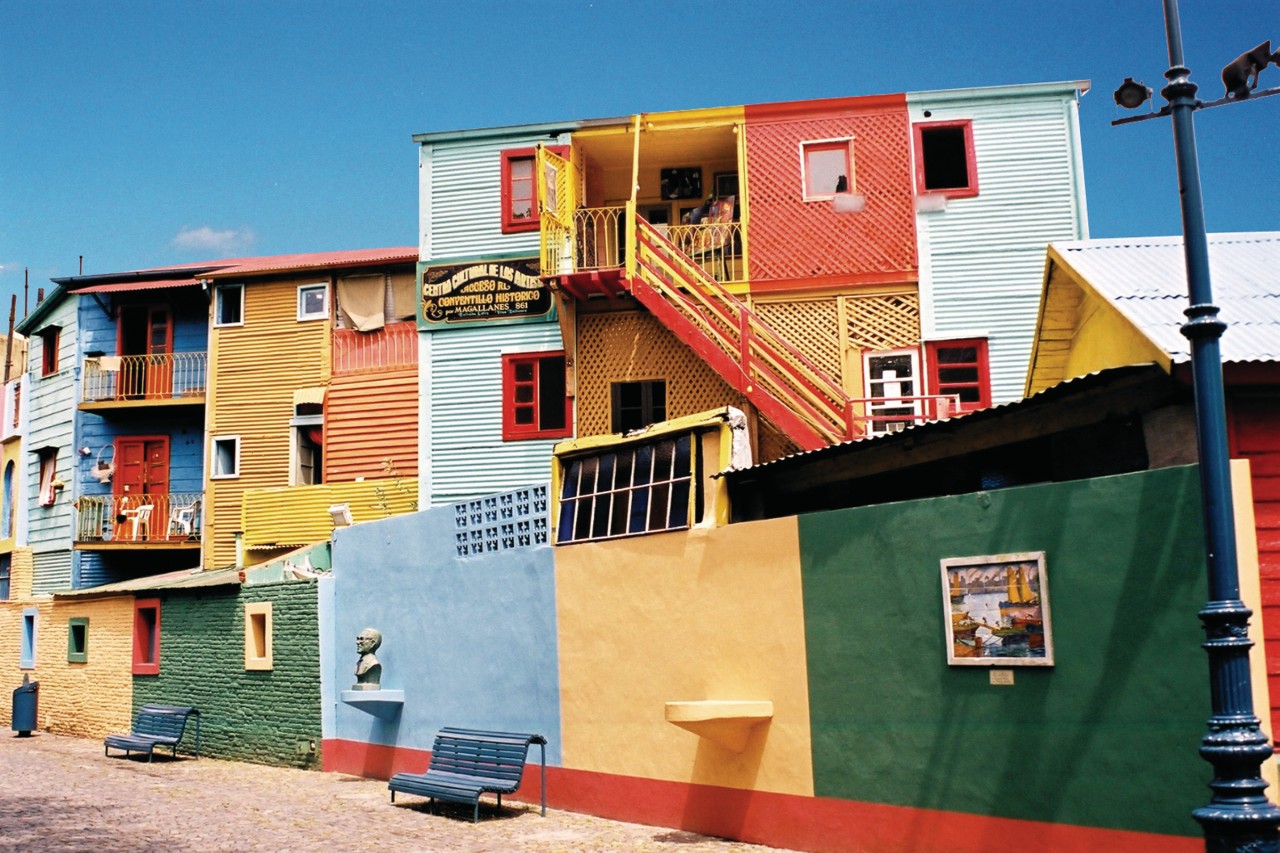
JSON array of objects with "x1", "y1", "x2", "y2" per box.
[
  {"x1": 556, "y1": 433, "x2": 696, "y2": 544},
  {"x1": 2, "y1": 460, "x2": 12, "y2": 539},
  {"x1": 21, "y1": 607, "x2": 37, "y2": 669},
  {"x1": 0, "y1": 554, "x2": 10, "y2": 600}
]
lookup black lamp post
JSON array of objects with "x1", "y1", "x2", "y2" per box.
[{"x1": 1113, "y1": 3, "x2": 1280, "y2": 851}]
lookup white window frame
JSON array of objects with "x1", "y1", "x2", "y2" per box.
[
  {"x1": 289, "y1": 414, "x2": 323, "y2": 486},
  {"x1": 297, "y1": 282, "x2": 329, "y2": 322},
  {"x1": 799, "y1": 136, "x2": 855, "y2": 201},
  {"x1": 214, "y1": 284, "x2": 245, "y2": 328},
  {"x1": 37, "y1": 448, "x2": 59, "y2": 507},
  {"x1": 211, "y1": 435, "x2": 241, "y2": 479},
  {"x1": 863, "y1": 348, "x2": 922, "y2": 435}
]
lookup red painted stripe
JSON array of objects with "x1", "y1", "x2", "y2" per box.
[{"x1": 322, "y1": 740, "x2": 1196, "y2": 852}]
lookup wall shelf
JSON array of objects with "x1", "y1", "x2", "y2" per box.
[
  {"x1": 341, "y1": 689, "x2": 404, "y2": 719},
  {"x1": 664, "y1": 700, "x2": 774, "y2": 751}
]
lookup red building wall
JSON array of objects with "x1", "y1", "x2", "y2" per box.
[{"x1": 743, "y1": 95, "x2": 917, "y2": 291}]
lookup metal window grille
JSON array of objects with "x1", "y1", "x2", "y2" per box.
[{"x1": 556, "y1": 433, "x2": 696, "y2": 545}]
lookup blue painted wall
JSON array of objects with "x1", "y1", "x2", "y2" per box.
[{"x1": 327, "y1": 491, "x2": 562, "y2": 763}]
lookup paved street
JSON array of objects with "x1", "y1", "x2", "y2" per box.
[{"x1": 0, "y1": 732, "x2": 793, "y2": 852}]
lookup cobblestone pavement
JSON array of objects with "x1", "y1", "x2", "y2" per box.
[{"x1": 0, "y1": 732, "x2": 796, "y2": 852}]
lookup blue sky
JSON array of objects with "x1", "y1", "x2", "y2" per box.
[{"x1": 2, "y1": 1, "x2": 1276, "y2": 320}]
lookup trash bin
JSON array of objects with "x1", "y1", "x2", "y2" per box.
[{"x1": 12, "y1": 677, "x2": 37, "y2": 736}]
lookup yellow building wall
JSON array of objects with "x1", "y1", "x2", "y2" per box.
[
  {"x1": 34, "y1": 597, "x2": 135, "y2": 737},
  {"x1": 206, "y1": 277, "x2": 332, "y2": 568},
  {"x1": 555, "y1": 516, "x2": 814, "y2": 796},
  {"x1": 241, "y1": 478, "x2": 418, "y2": 553},
  {"x1": 0, "y1": 438, "x2": 20, "y2": 553}
]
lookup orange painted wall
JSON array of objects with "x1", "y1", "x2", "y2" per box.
[
  {"x1": 554, "y1": 517, "x2": 813, "y2": 797},
  {"x1": 743, "y1": 95, "x2": 916, "y2": 289},
  {"x1": 325, "y1": 369, "x2": 418, "y2": 482}
]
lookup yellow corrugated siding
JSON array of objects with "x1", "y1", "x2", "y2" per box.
[
  {"x1": 206, "y1": 277, "x2": 332, "y2": 568},
  {"x1": 240, "y1": 478, "x2": 418, "y2": 551},
  {"x1": 326, "y1": 369, "x2": 418, "y2": 482}
]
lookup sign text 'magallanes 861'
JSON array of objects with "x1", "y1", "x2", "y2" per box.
[{"x1": 419, "y1": 259, "x2": 552, "y2": 327}]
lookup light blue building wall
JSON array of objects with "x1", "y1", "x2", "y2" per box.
[{"x1": 324, "y1": 486, "x2": 561, "y2": 764}]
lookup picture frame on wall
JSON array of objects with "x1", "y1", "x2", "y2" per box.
[
  {"x1": 660, "y1": 167, "x2": 702, "y2": 200},
  {"x1": 941, "y1": 551, "x2": 1053, "y2": 666},
  {"x1": 714, "y1": 171, "x2": 739, "y2": 198}
]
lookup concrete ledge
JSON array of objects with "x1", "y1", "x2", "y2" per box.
[
  {"x1": 340, "y1": 690, "x2": 405, "y2": 719},
  {"x1": 664, "y1": 700, "x2": 773, "y2": 751}
]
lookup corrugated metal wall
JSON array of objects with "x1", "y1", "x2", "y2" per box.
[
  {"x1": 424, "y1": 134, "x2": 559, "y2": 261},
  {"x1": 27, "y1": 297, "x2": 77, "y2": 579},
  {"x1": 426, "y1": 322, "x2": 563, "y2": 506},
  {"x1": 30, "y1": 550, "x2": 71, "y2": 595},
  {"x1": 206, "y1": 277, "x2": 331, "y2": 568},
  {"x1": 909, "y1": 91, "x2": 1087, "y2": 404},
  {"x1": 326, "y1": 369, "x2": 418, "y2": 481}
]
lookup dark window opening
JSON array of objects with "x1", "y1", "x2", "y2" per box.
[{"x1": 611, "y1": 381, "x2": 667, "y2": 433}]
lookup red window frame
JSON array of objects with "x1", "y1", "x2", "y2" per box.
[
  {"x1": 500, "y1": 145, "x2": 568, "y2": 234},
  {"x1": 502, "y1": 352, "x2": 572, "y2": 441},
  {"x1": 39, "y1": 327, "x2": 60, "y2": 377},
  {"x1": 925, "y1": 338, "x2": 990, "y2": 414},
  {"x1": 913, "y1": 120, "x2": 979, "y2": 198},
  {"x1": 132, "y1": 598, "x2": 161, "y2": 675}
]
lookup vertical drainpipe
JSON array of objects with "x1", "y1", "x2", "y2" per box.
[
  {"x1": 627, "y1": 115, "x2": 641, "y2": 278},
  {"x1": 235, "y1": 530, "x2": 244, "y2": 569}
]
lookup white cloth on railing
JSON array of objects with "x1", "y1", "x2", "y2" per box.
[{"x1": 98, "y1": 356, "x2": 122, "y2": 371}]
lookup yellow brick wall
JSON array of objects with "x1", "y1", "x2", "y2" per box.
[{"x1": 0, "y1": 591, "x2": 134, "y2": 737}]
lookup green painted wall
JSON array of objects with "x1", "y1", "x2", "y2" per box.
[
  {"x1": 132, "y1": 580, "x2": 321, "y2": 768},
  {"x1": 801, "y1": 464, "x2": 1208, "y2": 838}
]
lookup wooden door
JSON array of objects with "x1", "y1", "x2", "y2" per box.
[
  {"x1": 113, "y1": 437, "x2": 169, "y2": 541},
  {"x1": 145, "y1": 306, "x2": 173, "y2": 398},
  {"x1": 118, "y1": 305, "x2": 172, "y2": 399}
]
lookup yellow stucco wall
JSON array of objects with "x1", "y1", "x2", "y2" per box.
[
  {"x1": 555, "y1": 516, "x2": 814, "y2": 796},
  {"x1": 206, "y1": 276, "x2": 332, "y2": 568}
]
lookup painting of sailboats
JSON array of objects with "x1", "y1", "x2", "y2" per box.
[{"x1": 940, "y1": 552, "x2": 1053, "y2": 666}]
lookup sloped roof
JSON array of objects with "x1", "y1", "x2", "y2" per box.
[
  {"x1": 1048, "y1": 232, "x2": 1280, "y2": 364},
  {"x1": 199, "y1": 247, "x2": 417, "y2": 279}
]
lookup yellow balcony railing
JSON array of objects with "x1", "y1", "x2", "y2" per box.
[
  {"x1": 665, "y1": 221, "x2": 745, "y2": 285},
  {"x1": 82, "y1": 353, "x2": 207, "y2": 404},
  {"x1": 241, "y1": 477, "x2": 419, "y2": 552},
  {"x1": 74, "y1": 492, "x2": 203, "y2": 545}
]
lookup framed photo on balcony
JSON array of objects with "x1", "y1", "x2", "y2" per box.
[
  {"x1": 941, "y1": 551, "x2": 1053, "y2": 667},
  {"x1": 714, "y1": 171, "x2": 739, "y2": 198},
  {"x1": 660, "y1": 167, "x2": 702, "y2": 200}
]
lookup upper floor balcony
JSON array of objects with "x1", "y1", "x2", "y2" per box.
[
  {"x1": 332, "y1": 321, "x2": 417, "y2": 376},
  {"x1": 73, "y1": 491, "x2": 203, "y2": 550},
  {"x1": 240, "y1": 477, "x2": 419, "y2": 555},
  {"x1": 80, "y1": 352, "x2": 207, "y2": 411}
]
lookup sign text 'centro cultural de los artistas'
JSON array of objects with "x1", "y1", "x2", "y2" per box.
[{"x1": 419, "y1": 259, "x2": 551, "y2": 326}]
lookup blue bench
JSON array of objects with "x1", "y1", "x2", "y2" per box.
[
  {"x1": 389, "y1": 727, "x2": 547, "y2": 822},
  {"x1": 104, "y1": 704, "x2": 200, "y2": 762}
]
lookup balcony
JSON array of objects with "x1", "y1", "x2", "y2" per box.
[
  {"x1": 74, "y1": 492, "x2": 203, "y2": 549},
  {"x1": 241, "y1": 478, "x2": 418, "y2": 553},
  {"x1": 80, "y1": 353, "x2": 207, "y2": 410},
  {"x1": 332, "y1": 322, "x2": 417, "y2": 376}
]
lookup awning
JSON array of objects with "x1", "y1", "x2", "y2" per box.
[{"x1": 74, "y1": 278, "x2": 202, "y2": 294}]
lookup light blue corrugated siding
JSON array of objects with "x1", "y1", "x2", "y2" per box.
[
  {"x1": 429, "y1": 323, "x2": 564, "y2": 505},
  {"x1": 910, "y1": 95, "x2": 1085, "y2": 403},
  {"x1": 27, "y1": 297, "x2": 77, "y2": 560},
  {"x1": 427, "y1": 135, "x2": 550, "y2": 261}
]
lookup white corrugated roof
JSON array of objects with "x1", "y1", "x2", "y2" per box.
[{"x1": 1050, "y1": 232, "x2": 1280, "y2": 364}]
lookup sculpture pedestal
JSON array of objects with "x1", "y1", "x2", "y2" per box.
[{"x1": 340, "y1": 689, "x2": 405, "y2": 720}]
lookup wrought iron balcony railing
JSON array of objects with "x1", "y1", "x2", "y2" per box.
[
  {"x1": 81, "y1": 353, "x2": 207, "y2": 404},
  {"x1": 73, "y1": 492, "x2": 203, "y2": 545}
]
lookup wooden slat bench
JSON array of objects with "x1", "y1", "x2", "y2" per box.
[
  {"x1": 104, "y1": 704, "x2": 200, "y2": 762},
  {"x1": 388, "y1": 727, "x2": 547, "y2": 822}
]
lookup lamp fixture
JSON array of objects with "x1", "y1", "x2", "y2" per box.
[
  {"x1": 1113, "y1": 77, "x2": 1153, "y2": 109},
  {"x1": 328, "y1": 503, "x2": 353, "y2": 528}
]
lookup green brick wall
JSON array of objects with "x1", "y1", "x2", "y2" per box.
[{"x1": 132, "y1": 580, "x2": 322, "y2": 768}]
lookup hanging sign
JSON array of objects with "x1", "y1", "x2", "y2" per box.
[{"x1": 419, "y1": 259, "x2": 552, "y2": 327}]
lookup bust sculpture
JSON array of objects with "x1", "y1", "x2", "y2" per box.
[{"x1": 353, "y1": 627, "x2": 383, "y2": 690}]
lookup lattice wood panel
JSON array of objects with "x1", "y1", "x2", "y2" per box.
[
  {"x1": 750, "y1": 297, "x2": 843, "y2": 381},
  {"x1": 756, "y1": 417, "x2": 802, "y2": 464},
  {"x1": 846, "y1": 291, "x2": 920, "y2": 351},
  {"x1": 744, "y1": 108, "x2": 916, "y2": 283},
  {"x1": 576, "y1": 311, "x2": 748, "y2": 438}
]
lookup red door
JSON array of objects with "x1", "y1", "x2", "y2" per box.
[
  {"x1": 113, "y1": 437, "x2": 170, "y2": 541},
  {"x1": 118, "y1": 305, "x2": 172, "y2": 399}
]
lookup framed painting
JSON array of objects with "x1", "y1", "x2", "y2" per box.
[
  {"x1": 660, "y1": 167, "x2": 702, "y2": 200},
  {"x1": 941, "y1": 551, "x2": 1053, "y2": 666}
]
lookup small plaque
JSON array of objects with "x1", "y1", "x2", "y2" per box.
[{"x1": 989, "y1": 669, "x2": 1015, "y2": 686}]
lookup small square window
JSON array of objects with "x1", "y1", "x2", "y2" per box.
[
  {"x1": 133, "y1": 598, "x2": 160, "y2": 675},
  {"x1": 914, "y1": 121, "x2": 978, "y2": 198},
  {"x1": 297, "y1": 283, "x2": 329, "y2": 321},
  {"x1": 214, "y1": 285, "x2": 244, "y2": 327},
  {"x1": 244, "y1": 602, "x2": 273, "y2": 670},
  {"x1": 800, "y1": 139, "x2": 853, "y2": 200},
  {"x1": 500, "y1": 145, "x2": 568, "y2": 234},
  {"x1": 68, "y1": 617, "x2": 89, "y2": 663},
  {"x1": 38, "y1": 326, "x2": 61, "y2": 377},
  {"x1": 502, "y1": 352, "x2": 572, "y2": 441},
  {"x1": 211, "y1": 435, "x2": 240, "y2": 479},
  {"x1": 926, "y1": 338, "x2": 990, "y2": 414},
  {"x1": 611, "y1": 381, "x2": 667, "y2": 433}
]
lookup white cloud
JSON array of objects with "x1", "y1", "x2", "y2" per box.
[{"x1": 171, "y1": 226, "x2": 256, "y2": 254}]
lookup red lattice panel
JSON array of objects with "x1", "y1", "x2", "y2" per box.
[{"x1": 744, "y1": 106, "x2": 916, "y2": 284}]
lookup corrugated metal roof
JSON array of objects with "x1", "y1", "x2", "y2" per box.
[
  {"x1": 75, "y1": 277, "x2": 201, "y2": 293},
  {"x1": 201, "y1": 247, "x2": 418, "y2": 279},
  {"x1": 1050, "y1": 232, "x2": 1280, "y2": 364},
  {"x1": 52, "y1": 567, "x2": 242, "y2": 597}
]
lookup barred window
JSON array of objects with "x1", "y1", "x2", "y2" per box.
[{"x1": 557, "y1": 433, "x2": 696, "y2": 544}]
